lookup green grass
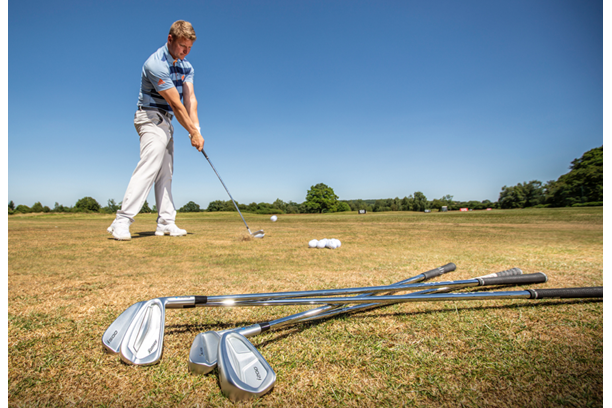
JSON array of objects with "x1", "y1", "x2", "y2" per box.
[{"x1": 8, "y1": 207, "x2": 603, "y2": 407}]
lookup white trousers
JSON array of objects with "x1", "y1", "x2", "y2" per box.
[{"x1": 116, "y1": 110, "x2": 176, "y2": 225}]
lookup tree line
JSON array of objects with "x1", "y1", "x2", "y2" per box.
[{"x1": 8, "y1": 146, "x2": 602, "y2": 215}]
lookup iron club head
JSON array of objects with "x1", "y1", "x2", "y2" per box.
[
  {"x1": 188, "y1": 331, "x2": 223, "y2": 374},
  {"x1": 250, "y1": 229, "x2": 265, "y2": 239},
  {"x1": 102, "y1": 301, "x2": 147, "y2": 354},
  {"x1": 217, "y1": 332, "x2": 276, "y2": 402},
  {"x1": 119, "y1": 298, "x2": 166, "y2": 366}
]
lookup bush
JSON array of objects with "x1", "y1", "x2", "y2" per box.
[
  {"x1": 75, "y1": 197, "x2": 101, "y2": 212},
  {"x1": 571, "y1": 201, "x2": 603, "y2": 207},
  {"x1": 14, "y1": 205, "x2": 31, "y2": 214},
  {"x1": 180, "y1": 201, "x2": 201, "y2": 212}
]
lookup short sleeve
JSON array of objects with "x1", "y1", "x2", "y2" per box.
[
  {"x1": 144, "y1": 58, "x2": 175, "y2": 92},
  {"x1": 183, "y1": 64, "x2": 194, "y2": 84}
]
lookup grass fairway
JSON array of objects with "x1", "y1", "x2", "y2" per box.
[{"x1": 8, "y1": 207, "x2": 603, "y2": 407}]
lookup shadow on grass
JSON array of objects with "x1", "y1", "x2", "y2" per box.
[
  {"x1": 106, "y1": 231, "x2": 195, "y2": 240},
  {"x1": 164, "y1": 298, "x2": 602, "y2": 348}
]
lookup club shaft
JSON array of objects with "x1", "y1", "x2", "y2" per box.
[
  {"x1": 166, "y1": 272, "x2": 545, "y2": 306},
  {"x1": 293, "y1": 268, "x2": 524, "y2": 323},
  {"x1": 244, "y1": 264, "x2": 457, "y2": 333},
  {"x1": 204, "y1": 287, "x2": 603, "y2": 307},
  {"x1": 202, "y1": 150, "x2": 251, "y2": 232}
]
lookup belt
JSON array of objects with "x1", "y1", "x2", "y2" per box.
[{"x1": 138, "y1": 106, "x2": 173, "y2": 119}]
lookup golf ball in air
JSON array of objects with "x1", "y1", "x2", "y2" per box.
[
  {"x1": 308, "y1": 239, "x2": 318, "y2": 248},
  {"x1": 270, "y1": 215, "x2": 277, "y2": 222}
]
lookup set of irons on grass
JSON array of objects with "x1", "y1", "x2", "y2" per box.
[{"x1": 102, "y1": 263, "x2": 603, "y2": 402}]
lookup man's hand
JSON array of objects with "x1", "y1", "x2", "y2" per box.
[{"x1": 191, "y1": 132, "x2": 204, "y2": 151}]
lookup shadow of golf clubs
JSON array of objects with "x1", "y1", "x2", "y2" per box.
[{"x1": 164, "y1": 296, "x2": 602, "y2": 350}]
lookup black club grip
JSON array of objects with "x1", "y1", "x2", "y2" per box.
[
  {"x1": 528, "y1": 287, "x2": 603, "y2": 299},
  {"x1": 421, "y1": 263, "x2": 457, "y2": 280}
]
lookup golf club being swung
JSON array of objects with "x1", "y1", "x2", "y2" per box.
[{"x1": 202, "y1": 149, "x2": 264, "y2": 238}]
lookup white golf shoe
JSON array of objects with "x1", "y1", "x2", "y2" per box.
[
  {"x1": 155, "y1": 223, "x2": 187, "y2": 237},
  {"x1": 107, "y1": 220, "x2": 131, "y2": 241}
]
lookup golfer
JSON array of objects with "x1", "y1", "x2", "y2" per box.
[{"x1": 108, "y1": 20, "x2": 204, "y2": 241}]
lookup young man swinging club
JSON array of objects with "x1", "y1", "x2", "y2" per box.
[{"x1": 108, "y1": 20, "x2": 204, "y2": 240}]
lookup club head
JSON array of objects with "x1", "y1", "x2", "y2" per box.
[
  {"x1": 102, "y1": 301, "x2": 147, "y2": 354},
  {"x1": 119, "y1": 298, "x2": 166, "y2": 366},
  {"x1": 252, "y1": 230, "x2": 265, "y2": 239},
  {"x1": 188, "y1": 331, "x2": 222, "y2": 374},
  {"x1": 217, "y1": 332, "x2": 276, "y2": 402}
]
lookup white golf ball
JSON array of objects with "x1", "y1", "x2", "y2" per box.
[
  {"x1": 326, "y1": 240, "x2": 337, "y2": 249},
  {"x1": 316, "y1": 239, "x2": 328, "y2": 249},
  {"x1": 336, "y1": 239, "x2": 342, "y2": 247},
  {"x1": 308, "y1": 239, "x2": 318, "y2": 248},
  {"x1": 270, "y1": 215, "x2": 277, "y2": 222}
]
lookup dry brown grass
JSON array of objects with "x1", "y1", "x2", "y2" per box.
[{"x1": 8, "y1": 207, "x2": 603, "y2": 407}]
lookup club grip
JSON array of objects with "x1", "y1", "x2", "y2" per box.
[
  {"x1": 477, "y1": 267, "x2": 523, "y2": 279},
  {"x1": 201, "y1": 150, "x2": 209, "y2": 159},
  {"x1": 479, "y1": 272, "x2": 547, "y2": 286},
  {"x1": 528, "y1": 287, "x2": 603, "y2": 299},
  {"x1": 421, "y1": 263, "x2": 457, "y2": 280},
  {"x1": 493, "y1": 267, "x2": 523, "y2": 277}
]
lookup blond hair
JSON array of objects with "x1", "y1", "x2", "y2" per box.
[{"x1": 169, "y1": 20, "x2": 196, "y2": 41}]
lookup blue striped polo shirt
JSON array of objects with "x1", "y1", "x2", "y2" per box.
[{"x1": 137, "y1": 43, "x2": 194, "y2": 115}]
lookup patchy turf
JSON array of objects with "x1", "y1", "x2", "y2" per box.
[{"x1": 8, "y1": 207, "x2": 603, "y2": 407}]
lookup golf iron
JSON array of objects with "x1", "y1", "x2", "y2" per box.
[
  {"x1": 188, "y1": 267, "x2": 525, "y2": 374},
  {"x1": 202, "y1": 149, "x2": 264, "y2": 238},
  {"x1": 213, "y1": 283, "x2": 602, "y2": 402},
  {"x1": 110, "y1": 268, "x2": 543, "y2": 366},
  {"x1": 113, "y1": 263, "x2": 455, "y2": 364}
]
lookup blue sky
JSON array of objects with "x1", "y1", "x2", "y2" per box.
[{"x1": 7, "y1": 0, "x2": 603, "y2": 209}]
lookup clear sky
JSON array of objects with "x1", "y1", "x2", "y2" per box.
[{"x1": 7, "y1": 0, "x2": 603, "y2": 209}]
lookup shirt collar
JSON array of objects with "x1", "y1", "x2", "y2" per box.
[{"x1": 163, "y1": 43, "x2": 179, "y2": 64}]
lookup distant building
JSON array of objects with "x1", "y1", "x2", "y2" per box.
[
  {"x1": 441, "y1": 206, "x2": 448, "y2": 212},
  {"x1": 358, "y1": 209, "x2": 367, "y2": 214}
]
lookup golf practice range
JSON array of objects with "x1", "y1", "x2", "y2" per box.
[{"x1": 8, "y1": 207, "x2": 603, "y2": 406}]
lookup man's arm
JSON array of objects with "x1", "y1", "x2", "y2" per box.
[
  {"x1": 159, "y1": 87, "x2": 204, "y2": 151},
  {"x1": 182, "y1": 81, "x2": 199, "y2": 129}
]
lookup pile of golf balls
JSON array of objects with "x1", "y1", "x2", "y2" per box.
[{"x1": 308, "y1": 238, "x2": 342, "y2": 249}]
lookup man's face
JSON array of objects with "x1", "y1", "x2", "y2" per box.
[{"x1": 167, "y1": 35, "x2": 194, "y2": 60}]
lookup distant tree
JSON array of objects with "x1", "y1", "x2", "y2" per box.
[
  {"x1": 337, "y1": 202, "x2": 351, "y2": 212},
  {"x1": 14, "y1": 205, "x2": 31, "y2": 214},
  {"x1": 303, "y1": 183, "x2": 339, "y2": 213},
  {"x1": 430, "y1": 198, "x2": 445, "y2": 211},
  {"x1": 498, "y1": 180, "x2": 545, "y2": 209},
  {"x1": 285, "y1": 201, "x2": 300, "y2": 214},
  {"x1": 106, "y1": 199, "x2": 120, "y2": 213},
  {"x1": 53, "y1": 202, "x2": 70, "y2": 213},
  {"x1": 8, "y1": 201, "x2": 14, "y2": 211},
  {"x1": 75, "y1": 196, "x2": 101, "y2": 212},
  {"x1": 30, "y1": 201, "x2": 50, "y2": 212},
  {"x1": 413, "y1": 192, "x2": 429, "y2": 212},
  {"x1": 546, "y1": 146, "x2": 603, "y2": 207},
  {"x1": 139, "y1": 200, "x2": 152, "y2": 213},
  {"x1": 180, "y1": 201, "x2": 201, "y2": 212},
  {"x1": 272, "y1": 199, "x2": 287, "y2": 212},
  {"x1": 401, "y1": 196, "x2": 414, "y2": 211}
]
